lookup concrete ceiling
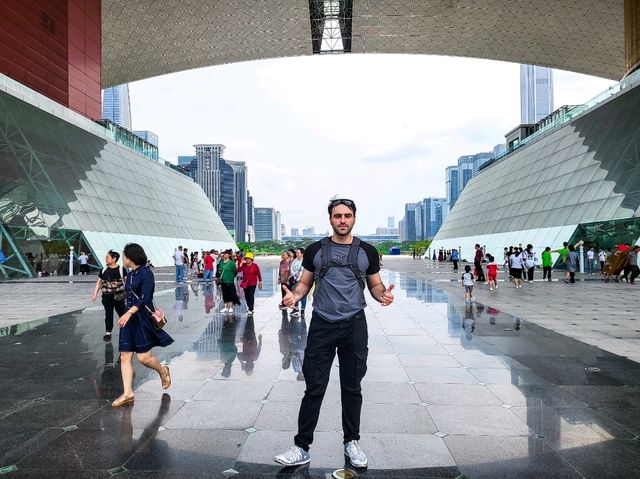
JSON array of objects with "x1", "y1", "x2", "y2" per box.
[{"x1": 102, "y1": 0, "x2": 624, "y2": 87}]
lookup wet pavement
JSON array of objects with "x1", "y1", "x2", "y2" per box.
[{"x1": 1, "y1": 267, "x2": 639, "y2": 478}]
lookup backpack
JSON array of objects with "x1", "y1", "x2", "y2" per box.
[{"x1": 317, "y1": 237, "x2": 366, "y2": 289}]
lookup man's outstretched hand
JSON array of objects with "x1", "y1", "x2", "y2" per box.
[
  {"x1": 380, "y1": 284, "x2": 395, "y2": 306},
  {"x1": 281, "y1": 284, "x2": 296, "y2": 308}
]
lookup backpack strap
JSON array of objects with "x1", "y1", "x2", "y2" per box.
[
  {"x1": 347, "y1": 237, "x2": 365, "y2": 287},
  {"x1": 318, "y1": 237, "x2": 332, "y2": 278}
]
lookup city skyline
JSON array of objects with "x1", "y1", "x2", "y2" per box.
[{"x1": 129, "y1": 55, "x2": 614, "y2": 234}]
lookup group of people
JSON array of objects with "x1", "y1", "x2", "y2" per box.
[
  {"x1": 86, "y1": 196, "x2": 397, "y2": 472},
  {"x1": 278, "y1": 248, "x2": 307, "y2": 317},
  {"x1": 171, "y1": 246, "x2": 263, "y2": 315},
  {"x1": 455, "y1": 241, "x2": 639, "y2": 298}
]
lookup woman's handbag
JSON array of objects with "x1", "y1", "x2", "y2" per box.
[{"x1": 131, "y1": 289, "x2": 167, "y2": 330}]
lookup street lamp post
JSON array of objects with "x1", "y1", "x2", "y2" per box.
[{"x1": 69, "y1": 246, "x2": 74, "y2": 277}]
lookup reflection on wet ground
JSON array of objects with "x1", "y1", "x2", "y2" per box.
[{"x1": 1, "y1": 268, "x2": 639, "y2": 478}]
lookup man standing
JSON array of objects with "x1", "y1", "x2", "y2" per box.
[
  {"x1": 203, "y1": 250, "x2": 215, "y2": 283},
  {"x1": 274, "y1": 197, "x2": 395, "y2": 469},
  {"x1": 173, "y1": 246, "x2": 184, "y2": 283},
  {"x1": 474, "y1": 244, "x2": 486, "y2": 282}
]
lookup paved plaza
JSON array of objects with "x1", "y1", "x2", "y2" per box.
[{"x1": 1, "y1": 259, "x2": 639, "y2": 478}]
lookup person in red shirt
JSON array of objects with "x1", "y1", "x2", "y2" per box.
[
  {"x1": 203, "y1": 250, "x2": 215, "y2": 283},
  {"x1": 485, "y1": 254, "x2": 499, "y2": 291},
  {"x1": 238, "y1": 252, "x2": 262, "y2": 315}
]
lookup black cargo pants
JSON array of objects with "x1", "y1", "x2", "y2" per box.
[{"x1": 294, "y1": 310, "x2": 368, "y2": 451}]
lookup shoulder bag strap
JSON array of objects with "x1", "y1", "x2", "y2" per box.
[{"x1": 318, "y1": 237, "x2": 332, "y2": 278}]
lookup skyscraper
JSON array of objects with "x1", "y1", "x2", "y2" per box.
[
  {"x1": 421, "y1": 197, "x2": 448, "y2": 239},
  {"x1": 219, "y1": 159, "x2": 248, "y2": 242},
  {"x1": 102, "y1": 84, "x2": 132, "y2": 130},
  {"x1": 194, "y1": 144, "x2": 224, "y2": 211},
  {"x1": 387, "y1": 216, "x2": 395, "y2": 228},
  {"x1": 254, "y1": 207, "x2": 276, "y2": 241},
  {"x1": 520, "y1": 65, "x2": 554, "y2": 124},
  {"x1": 404, "y1": 202, "x2": 423, "y2": 241}
]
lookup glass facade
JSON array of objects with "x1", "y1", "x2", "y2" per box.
[
  {"x1": 521, "y1": 65, "x2": 554, "y2": 124},
  {"x1": 431, "y1": 77, "x2": 640, "y2": 261},
  {"x1": 254, "y1": 208, "x2": 275, "y2": 242},
  {"x1": 101, "y1": 84, "x2": 132, "y2": 131},
  {"x1": 0, "y1": 87, "x2": 235, "y2": 277}
]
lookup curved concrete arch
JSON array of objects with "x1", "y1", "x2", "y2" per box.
[{"x1": 103, "y1": 0, "x2": 624, "y2": 87}]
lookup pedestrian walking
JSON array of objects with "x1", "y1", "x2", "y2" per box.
[
  {"x1": 524, "y1": 244, "x2": 537, "y2": 283},
  {"x1": 289, "y1": 248, "x2": 306, "y2": 316},
  {"x1": 474, "y1": 244, "x2": 486, "y2": 282},
  {"x1": 274, "y1": 196, "x2": 394, "y2": 469},
  {"x1": 462, "y1": 264, "x2": 475, "y2": 301},
  {"x1": 586, "y1": 247, "x2": 595, "y2": 275},
  {"x1": 78, "y1": 251, "x2": 90, "y2": 275},
  {"x1": 91, "y1": 250, "x2": 127, "y2": 341},
  {"x1": 553, "y1": 242, "x2": 570, "y2": 283},
  {"x1": 217, "y1": 249, "x2": 239, "y2": 314},
  {"x1": 112, "y1": 243, "x2": 173, "y2": 407},
  {"x1": 203, "y1": 250, "x2": 215, "y2": 283},
  {"x1": 451, "y1": 248, "x2": 459, "y2": 271},
  {"x1": 239, "y1": 252, "x2": 262, "y2": 315},
  {"x1": 509, "y1": 248, "x2": 524, "y2": 288},
  {"x1": 173, "y1": 246, "x2": 184, "y2": 283},
  {"x1": 565, "y1": 244, "x2": 579, "y2": 284},
  {"x1": 542, "y1": 247, "x2": 553, "y2": 281},
  {"x1": 626, "y1": 245, "x2": 639, "y2": 284},
  {"x1": 485, "y1": 254, "x2": 498, "y2": 291},
  {"x1": 598, "y1": 248, "x2": 607, "y2": 273},
  {"x1": 278, "y1": 250, "x2": 291, "y2": 310}
]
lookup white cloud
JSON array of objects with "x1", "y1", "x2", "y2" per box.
[{"x1": 129, "y1": 55, "x2": 615, "y2": 234}]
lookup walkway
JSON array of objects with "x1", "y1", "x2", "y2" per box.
[{"x1": 0, "y1": 265, "x2": 639, "y2": 478}]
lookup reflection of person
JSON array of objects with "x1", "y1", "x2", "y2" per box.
[
  {"x1": 275, "y1": 197, "x2": 395, "y2": 469},
  {"x1": 112, "y1": 243, "x2": 173, "y2": 407},
  {"x1": 203, "y1": 282, "x2": 215, "y2": 314},
  {"x1": 92, "y1": 250, "x2": 127, "y2": 341},
  {"x1": 291, "y1": 317, "x2": 307, "y2": 381},
  {"x1": 174, "y1": 285, "x2": 186, "y2": 322},
  {"x1": 219, "y1": 316, "x2": 238, "y2": 377},
  {"x1": 237, "y1": 316, "x2": 262, "y2": 375},
  {"x1": 462, "y1": 304, "x2": 476, "y2": 341}
]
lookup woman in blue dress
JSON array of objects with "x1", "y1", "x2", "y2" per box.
[{"x1": 112, "y1": 243, "x2": 174, "y2": 407}]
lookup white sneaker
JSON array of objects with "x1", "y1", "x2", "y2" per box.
[
  {"x1": 274, "y1": 446, "x2": 310, "y2": 466},
  {"x1": 489, "y1": 287, "x2": 494, "y2": 291},
  {"x1": 344, "y1": 440, "x2": 368, "y2": 468},
  {"x1": 220, "y1": 308, "x2": 228, "y2": 313}
]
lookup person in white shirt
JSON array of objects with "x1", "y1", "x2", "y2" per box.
[
  {"x1": 461, "y1": 264, "x2": 475, "y2": 302},
  {"x1": 173, "y1": 246, "x2": 185, "y2": 283},
  {"x1": 598, "y1": 248, "x2": 607, "y2": 273},
  {"x1": 509, "y1": 249, "x2": 524, "y2": 289},
  {"x1": 586, "y1": 247, "x2": 596, "y2": 275},
  {"x1": 78, "y1": 251, "x2": 90, "y2": 275}
]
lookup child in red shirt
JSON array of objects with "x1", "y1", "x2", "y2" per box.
[{"x1": 485, "y1": 254, "x2": 499, "y2": 291}]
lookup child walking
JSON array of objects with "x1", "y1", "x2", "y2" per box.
[
  {"x1": 486, "y1": 254, "x2": 498, "y2": 291},
  {"x1": 462, "y1": 265, "x2": 475, "y2": 302}
]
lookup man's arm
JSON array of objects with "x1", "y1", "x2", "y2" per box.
[
  {"x1": 282, "y1": 269, "x2": 314, "y2": 307},
  {"x1": 366, "y1": 272, "x2": 394, "y2": 306}
]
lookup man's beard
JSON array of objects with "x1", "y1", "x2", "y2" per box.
[{"x1": 332, "y1": 223, "x2": 353, "y2": 237}]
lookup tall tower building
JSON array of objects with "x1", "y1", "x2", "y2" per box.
[
  {"x1": 520, "y1": 65, "x2": 554, "y2": 124},
  {"x1": 219, "y1": 159, "x2": 248, "y2": 242},
  {"x1": 194, "y1": 144, "x2": 224, "y2": 211},
  {"x1": 102, "y1": 84, "x2": 132, "y2": 130}
]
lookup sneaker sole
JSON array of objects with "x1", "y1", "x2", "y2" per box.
[
  {"x1": 274, "y1": 456, "x2": 310, "y2": 467},
  {"x1": 344, "y1": 453, "x2": 367, "y2": 468}
]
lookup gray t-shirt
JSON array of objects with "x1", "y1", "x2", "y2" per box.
[
  {"x1": 628, "y1": 250, "x2": 637, "y2": 266},
  {"x1": 566, "y1": 251, "x2": 579, "y2": 272},
  {"x1": 302, "y1": 238, "x2": 380, "y2": 321}
]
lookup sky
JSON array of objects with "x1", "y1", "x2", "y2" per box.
[{"x1": 128, "y1": 54, "x2": 615, "y2": 235}]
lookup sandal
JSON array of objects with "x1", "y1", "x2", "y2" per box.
[
  {"x1": 112, "y1": 394, "x2": 134, "y2": 407},
  {"x1": 160, "y1": 366, "x2": 171, "y2": 390}
]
